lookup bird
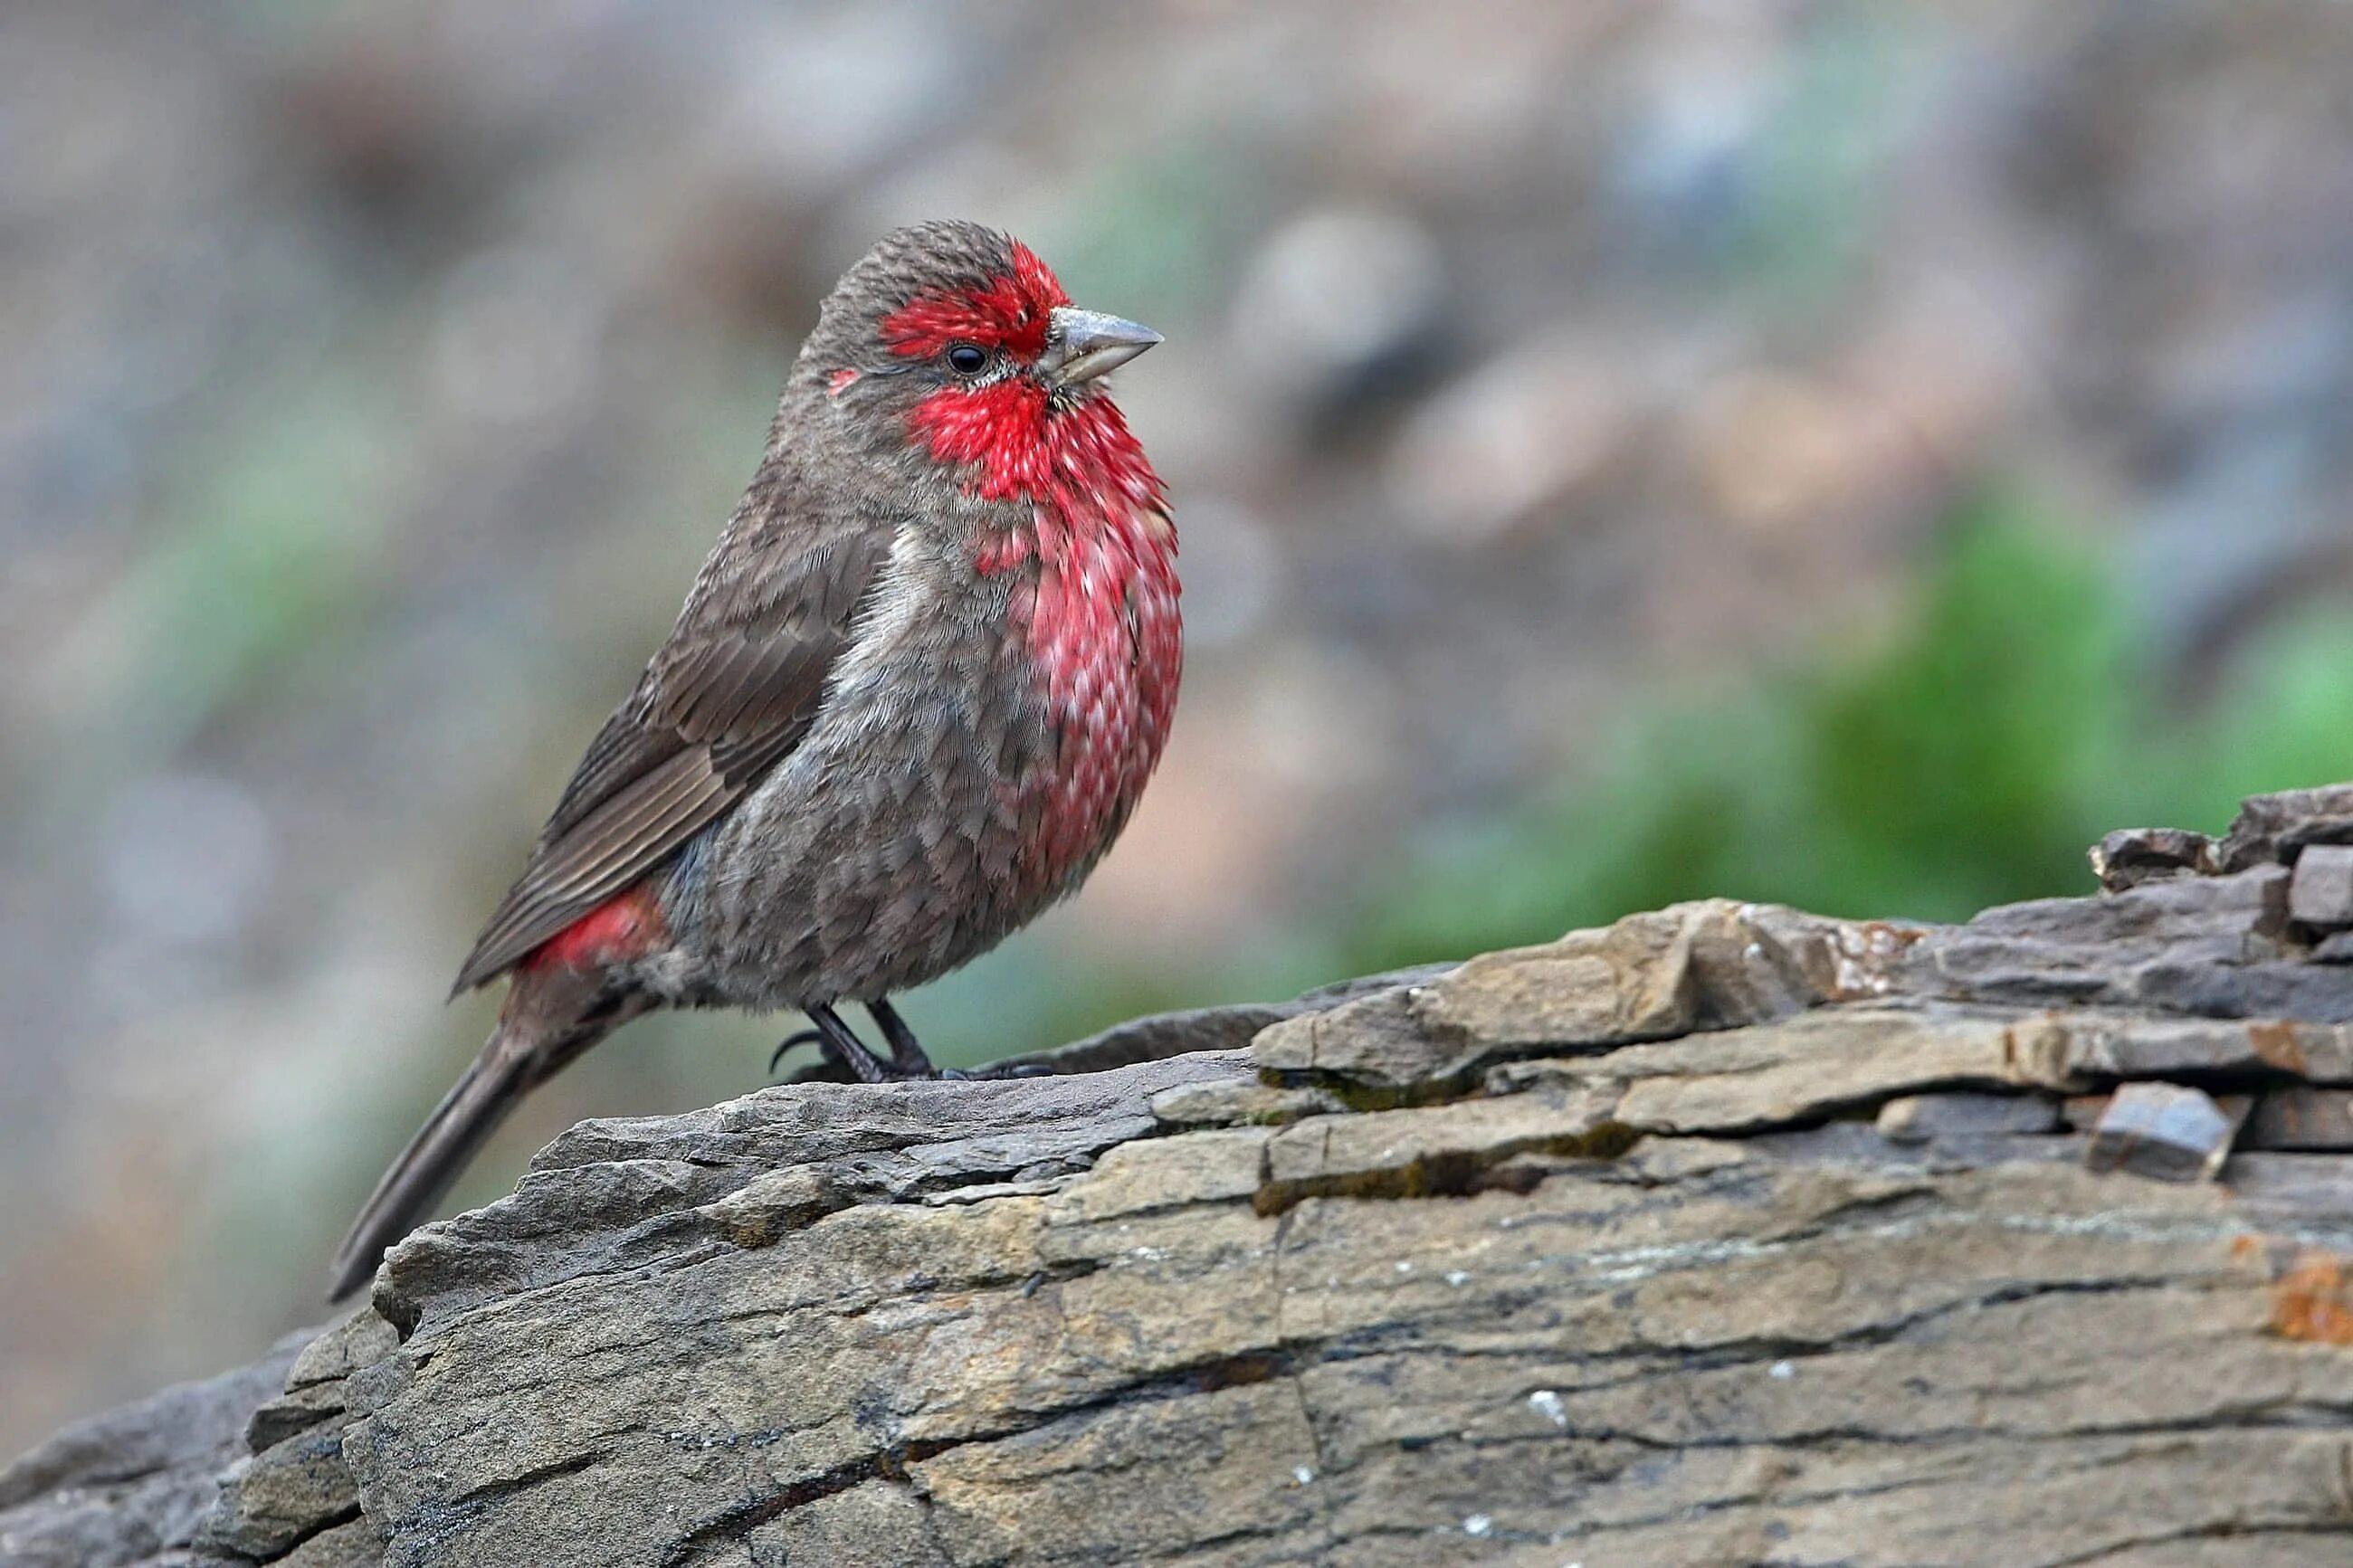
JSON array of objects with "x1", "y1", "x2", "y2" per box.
[{"x1": 328, "y1": 220, "x2": 1176, "y2": 1300}]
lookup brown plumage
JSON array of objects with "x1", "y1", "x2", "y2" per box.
[
  {"x1": 452, "y1": 522, "x2": 885, "y2": 991},
  {"x1": 330, "y1": 221, "x2": 1176, "y2": 1299}
]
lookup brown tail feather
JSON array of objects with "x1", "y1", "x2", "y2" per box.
[{"x1": 327, "y1": 972, "x2": 642, "y2": 1301}]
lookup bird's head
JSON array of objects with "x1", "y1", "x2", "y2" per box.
[{"x1": 801, "y1": 221, "x2": 1162, "y2": 501}]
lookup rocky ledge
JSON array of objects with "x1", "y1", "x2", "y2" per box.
[{"x1": 14, "y1": 788, "x2": 2353, "y2": 1567}]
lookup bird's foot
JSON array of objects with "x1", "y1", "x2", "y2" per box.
[
  {"x1": 866, "y1": 1001, "x2": 1055, "y2": 1079},
  {"x1": 765, "y1": 1002, "x2": 1057, "y2": 1084}
]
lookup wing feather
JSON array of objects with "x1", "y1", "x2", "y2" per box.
[{"x1": 451, "y1": 523, "x2": 891, "y2": 993}]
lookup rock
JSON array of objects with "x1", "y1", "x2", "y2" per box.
[
  {"x1": 2089, "y1": 825, "x2": 2216, "y2": 890},
  {"x1": 192, "y1": 1423, "x2": 359, "y2": 1561},
  {"x1": 15, "y1": 792, "x2": 2353, "y2": 1564},
  {"x1": 2216, "y1": 783, "x2": 2353, "y2": 871},
  {"x1": 1875, "y1": 1091, "x2": 2063, "y2": 1144},
  {"x1": 1408, "y1": 900, "x2": 1904, "y2": 1059},
  {"x1": 2291, "y1": 844, "x2": 2353, "y2": 927},
  {"x1": 2016, "y1": 1009, "x2": 2353, "y2": 1083},
  {"x1": 187, "y1": 1310, "x2": 393, "y2": 1564},
  {"x1": 1253, "y1": 982, "x2": 1467, "y2": 1090},
  {"x1": 244, "y1": 1382, "x2": 349, "y2": 1455},
  {"x1": 275, "y1": 1518, "x2": 388, "y2": 1568},
  {"x1": 1148, "y1": 1077, "x2": 1345, "y2": 1128},
  {"x1": 0, "y1": 1329, "x2": 313, "y2": 1568},
  {"x1": 2243, "y1": 1086, "x2": 2353, "y2": 1151},
  {"x1": 283, "y1": 1312, "x2": 400, "y2": 1394},
  {"x1": 2084, "y1": 1082, "x2": 2249, "y2": 1183}
]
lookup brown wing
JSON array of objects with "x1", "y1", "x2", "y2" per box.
[{"x1": 451, "y1": 526, "x2": 890, "y2": 993}]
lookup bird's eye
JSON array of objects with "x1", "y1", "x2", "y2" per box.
[{"x1": 945, "y1": 344, "x2": 989, "y2": 375}]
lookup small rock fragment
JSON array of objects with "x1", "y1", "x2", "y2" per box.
[
  {"x1": 1254, "y1": 984, "x2": 1478, "y2": 1090},
  {"x1": 192, "y1": 1425, "x2": 359, "y2": 1561},
  {"x1": 2018, "y1": 1010, "x2": 2353, "y2": 1087},
  {"x1": 244, "y1": 1379, "x2": 348, "y2": 1452},
  {"x1": 2084, "y1": 1082, "x2": 2248, "y2": 1182},
  {"x1": 1414, "y1": 902, "x2": 1852, "y2": 1058},
  {"x1": 2089, "y1": 827, "x2": 2215, "y2": 892},
  {"x1": 2291, "y1": 845, "x2": 2353, "y2": 927}
]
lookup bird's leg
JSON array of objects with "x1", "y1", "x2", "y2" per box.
[
  {"x1": 807, "y1": 1003, "x2": 895, "y2": 1085},
  {"x1": 870, "y1": 998, "x2": 1057, "y2": 1080},
  {"x1": 867, "y1": 999, "x2": 943, "y2": 1077}
]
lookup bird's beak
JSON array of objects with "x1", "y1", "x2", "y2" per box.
[{"x1": 1043, "y1": 307, "x2": 1162, "y2": 388}]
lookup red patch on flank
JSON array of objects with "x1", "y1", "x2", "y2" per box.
[
  {"x1": 827, "y1": 367, "x2": 861, "y2": 398},
  {"x1": 525, "y1": 883, "x2": 667, "y2": 974},
  {"x1": 880, "y1": 241, "x2": 1071, "y2": 362}
]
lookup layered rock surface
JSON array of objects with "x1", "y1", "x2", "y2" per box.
[{"x1": 12, "y1": 789, "x2": 2353, "y2": 1566}]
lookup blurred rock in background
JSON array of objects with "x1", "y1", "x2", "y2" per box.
[{"x1": 5, "y1": 0, "x2": 2353, "y2": 1454}]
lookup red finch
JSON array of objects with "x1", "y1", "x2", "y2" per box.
[{"x1": 329, "y1": 221, "x2": 1174, "y2": 1298}]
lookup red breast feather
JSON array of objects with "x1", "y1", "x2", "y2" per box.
[{"x1": 890, "y1": 252, "x2": 1180, "y2": 900}]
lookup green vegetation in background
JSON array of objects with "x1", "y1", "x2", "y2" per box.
[{"x1": 1348, "y1": 491, "x2": 2353, "y2": 972}]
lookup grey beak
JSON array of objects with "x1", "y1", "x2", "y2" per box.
[{"x1": 1043, "y1": 307, "x2": 1162, "y2": 387}]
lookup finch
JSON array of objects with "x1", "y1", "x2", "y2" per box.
[{"x1": 329, "y1": 221, "x2": 1175, "y2": 1299}]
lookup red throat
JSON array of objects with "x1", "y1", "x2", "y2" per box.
[{"x1": 886, "y1": 243, "x2": 1181, "y2": 895}]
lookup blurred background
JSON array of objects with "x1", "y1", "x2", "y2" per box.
[{"x1": 6, "y1": 0, "x2": 2353, "y2": 1454}]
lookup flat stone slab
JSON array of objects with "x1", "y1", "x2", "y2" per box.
[{"x1": 14, "y1": 785, "x2": 2353, "y2": 1566}]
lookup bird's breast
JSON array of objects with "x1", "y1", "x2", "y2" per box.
[{"x1": 1000, "y1": 485, "x2": 1181, "y2": 898}]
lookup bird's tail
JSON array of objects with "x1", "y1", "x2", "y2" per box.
[{"x1": 327, "y1": 970, "x2": 635, "y2": 1301}]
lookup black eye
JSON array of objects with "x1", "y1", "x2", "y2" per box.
[{"x1": 945, "y1": 343, "x2": 989, "y2": 375}]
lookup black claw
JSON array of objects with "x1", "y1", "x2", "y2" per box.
[{"x1": 767, "y1": 1028, "x2": 826, "y2": 1078}]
